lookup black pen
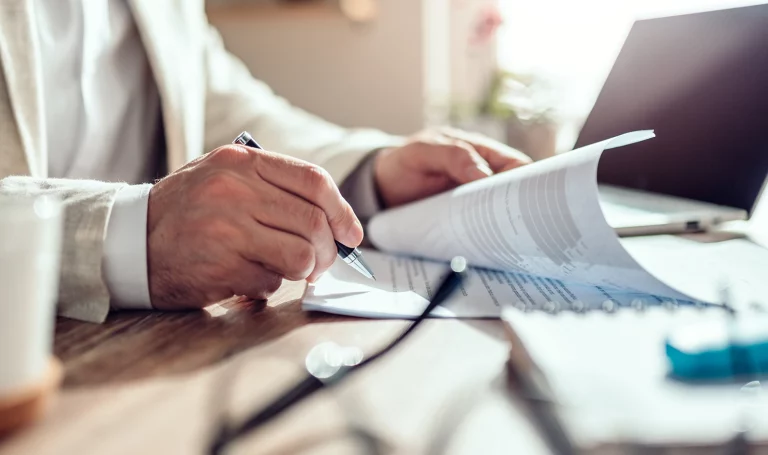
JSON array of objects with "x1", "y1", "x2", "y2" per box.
[{"x1": 233, "y1": 131, "x2": 376, "y2": 280}]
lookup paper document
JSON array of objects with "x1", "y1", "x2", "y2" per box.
[
  {"x1": 304, "y1": 131, "x2": 719, "y2": 318},
  {"x1": 303, "y1": 249, "x2": 700, "y2": 318}
]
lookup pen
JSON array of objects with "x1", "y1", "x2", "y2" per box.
[{"x1": 233, "y1": 131, "x2": 376, "y2": 280}]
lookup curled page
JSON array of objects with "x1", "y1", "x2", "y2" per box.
[{"x1": 366, "y1": 131, "x2": 708, "y2": 304}]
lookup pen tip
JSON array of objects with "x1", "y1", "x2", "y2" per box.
[{"x1": 371, "y1": 275, "x2": 377, "y2": 281}]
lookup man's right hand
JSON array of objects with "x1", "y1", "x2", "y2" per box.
[{"x1": 146, "y1": 144, "x2": 363, "y2": 311}]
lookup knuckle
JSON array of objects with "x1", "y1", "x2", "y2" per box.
[
  {"x1": 209, "y1": 145, "x2": 249, "y2": 163},
  {"x1": 303, "y1": 164, "x2": 332, "y2": 190},
  {"x1": 316, "y1": 249, "x2": 337, "y2": 272},
  {"x1": 262, "y1": 273, "x2": 282, "y2": 294},
  {"x1": 448, "y1": 143, "x2": 469, "y2": 155},
  {"x1": 307, "y1": 206, "x2": 328, "y2": 237},
  {"x1": 289, "y1": 242, "x2": 315, "y2": 277},
  {"x1": 450, "y1": 145, "x2": 475, "y2": 164},
  {"x1": 250, "y1": 270, "x2": 282, "y2": 299}
]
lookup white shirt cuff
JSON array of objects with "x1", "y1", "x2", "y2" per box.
[{"x1": 103, "y1": 184, "x2": 153, "y2": 310}]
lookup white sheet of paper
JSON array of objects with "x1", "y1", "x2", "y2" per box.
[
  {"x1": 622, "y1": 236, "x2": 768, "y2": 309},
  {"x1": 303, "y1": 249, "x2": 701, "y2": 318}
]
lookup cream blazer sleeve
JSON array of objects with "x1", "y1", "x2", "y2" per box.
[{"x1": 0, "y1": 177, "x2": 127, "y2": 322}]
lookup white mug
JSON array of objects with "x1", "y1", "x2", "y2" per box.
[{"x1": 0, "y1": 195, "x2": 62, "y2": 396}]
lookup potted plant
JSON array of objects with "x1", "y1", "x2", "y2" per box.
[{"x1": 452, "y1": 69, "x2": 559, "y2": 161}]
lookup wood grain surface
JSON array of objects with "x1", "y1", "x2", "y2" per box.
[
  {"x1": 53, "y1": 282, "x2": 327, "y2": 386},
  {"x1": 0, "y1": 280, "x2": 541, "y2": 455}
]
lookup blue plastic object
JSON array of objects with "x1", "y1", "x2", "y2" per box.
[{"x1": 666, "y1": 317, "x2": 768, "y2": 380}]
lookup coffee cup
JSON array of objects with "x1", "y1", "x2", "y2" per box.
[{"x1": 0, "y1": 195, "x2": 62, "y2": 397}]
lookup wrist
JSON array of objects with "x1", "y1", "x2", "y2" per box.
[
  {"x1": 372, "y1": 148, "x2": 393, "y2": 209},
  {"x1": 145, "y1": 179, "x2": 177, "y2": 310},
  {"x1": 372, "y1": 147, "x2": 395, "y2": 209}
]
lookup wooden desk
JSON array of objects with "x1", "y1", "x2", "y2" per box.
[
  {"x1": 4, "y1": 231, "x2": 763, "y2": 454},
  {"x1": 0, "y1": 281, "x2": 549, "y2": 455}
]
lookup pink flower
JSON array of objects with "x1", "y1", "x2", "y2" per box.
[{"x1": 472, "y1": 4, "x2": 503, "y2": 46}]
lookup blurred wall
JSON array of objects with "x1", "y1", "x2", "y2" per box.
[
  {"x1": 449, "y1": 0, "x2": 498, "y2": 111},
  {"x1": 208, "y1": 0, "x2": 498, "y2": 136},
  {"x1": 208, "y1": 1, "x2": 428, "y2": 135}
]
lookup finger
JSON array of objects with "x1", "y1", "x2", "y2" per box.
[
  {"x1": 228, "y1": 259, "x2": 283, "y2": 301},
  {"x1": 251, "y1": 151, "x2": 363, "y2": 247},
  {"x1": 247, "y1": 184, "x2": 337, "y2": 281},
  {"x1": 438, "y1": 128, "x2": 532, "y2": 172},
  {"x1": 499, "y1": 161, "x2": 527, "y2": 173},
  {"x1": 239, "y1": 221, "x2": 317, "y2": 281},
  {"x1": 409, "y1": 139, "x2": 493, "y2": 185}
]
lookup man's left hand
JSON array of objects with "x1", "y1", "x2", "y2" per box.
[{"x1": 374, "y1": 128, "x2": 532, "y2": 208}]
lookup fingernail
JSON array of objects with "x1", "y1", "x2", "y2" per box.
[{"x1": 464, "y1": 163, "x2": 493, "y2": 180}]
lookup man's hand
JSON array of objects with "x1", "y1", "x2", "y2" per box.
[
  {"x1": 374, "y1": 128, "x2": 532, "y2": 208},
  {"x1": 146, "y1": 145, "x2": 363, "y2": 310}
]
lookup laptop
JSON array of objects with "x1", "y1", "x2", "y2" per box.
[{"x1": 574, "y1": 3, "x2": 768, "y2": 236}]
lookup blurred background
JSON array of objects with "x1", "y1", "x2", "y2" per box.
[{"x1": 207, "y1": 0, "x2": 765, "y2": 161}]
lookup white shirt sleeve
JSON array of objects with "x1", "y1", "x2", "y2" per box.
[{"x1": 103, "y1": 184, "x2": 153, "y2": 309}]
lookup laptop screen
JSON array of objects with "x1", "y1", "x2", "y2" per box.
[{"x1": 576, "y1": 4, "x2": 768, "y2": 214}]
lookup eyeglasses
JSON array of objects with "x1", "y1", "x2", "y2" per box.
[{"x1": 207, "y1": 256, "x2": 470, "y2": 455}]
